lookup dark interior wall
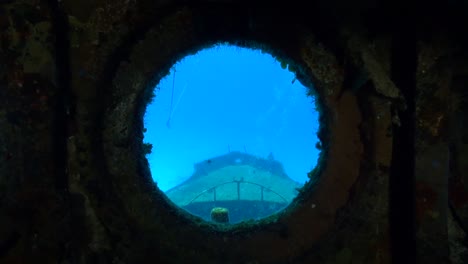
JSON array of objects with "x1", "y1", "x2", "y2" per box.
[{"x1": 1, "y1": 0, "x2": 468, "y2": 263}]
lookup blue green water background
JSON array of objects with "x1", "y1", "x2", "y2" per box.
[{"x1": 144, "y1": 45, "x2": 320, "y2": 191}]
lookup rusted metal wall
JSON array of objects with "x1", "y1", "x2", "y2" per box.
[{"x1": 0, "y1": 1, "x2": 467, "y2": 263}]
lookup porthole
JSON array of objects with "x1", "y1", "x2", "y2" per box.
[
  {"x1": 143, "y1": 43, "x2": 321, "y2": 223},
  {"x1": 102, "y1": 6, "x2": 366, "y2": 262}
]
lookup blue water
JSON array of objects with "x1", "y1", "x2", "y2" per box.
[{"x1": 144, "y1": 44, "x2": 320, "y2": 192}]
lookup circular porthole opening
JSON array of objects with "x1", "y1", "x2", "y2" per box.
[{"x1": 143, "y1": 43, "x2": 322, "y2": 224}]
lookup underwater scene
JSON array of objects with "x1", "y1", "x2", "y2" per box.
[{"x1": 144, "y1": 44, "x2": 321, "y2": 223}]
